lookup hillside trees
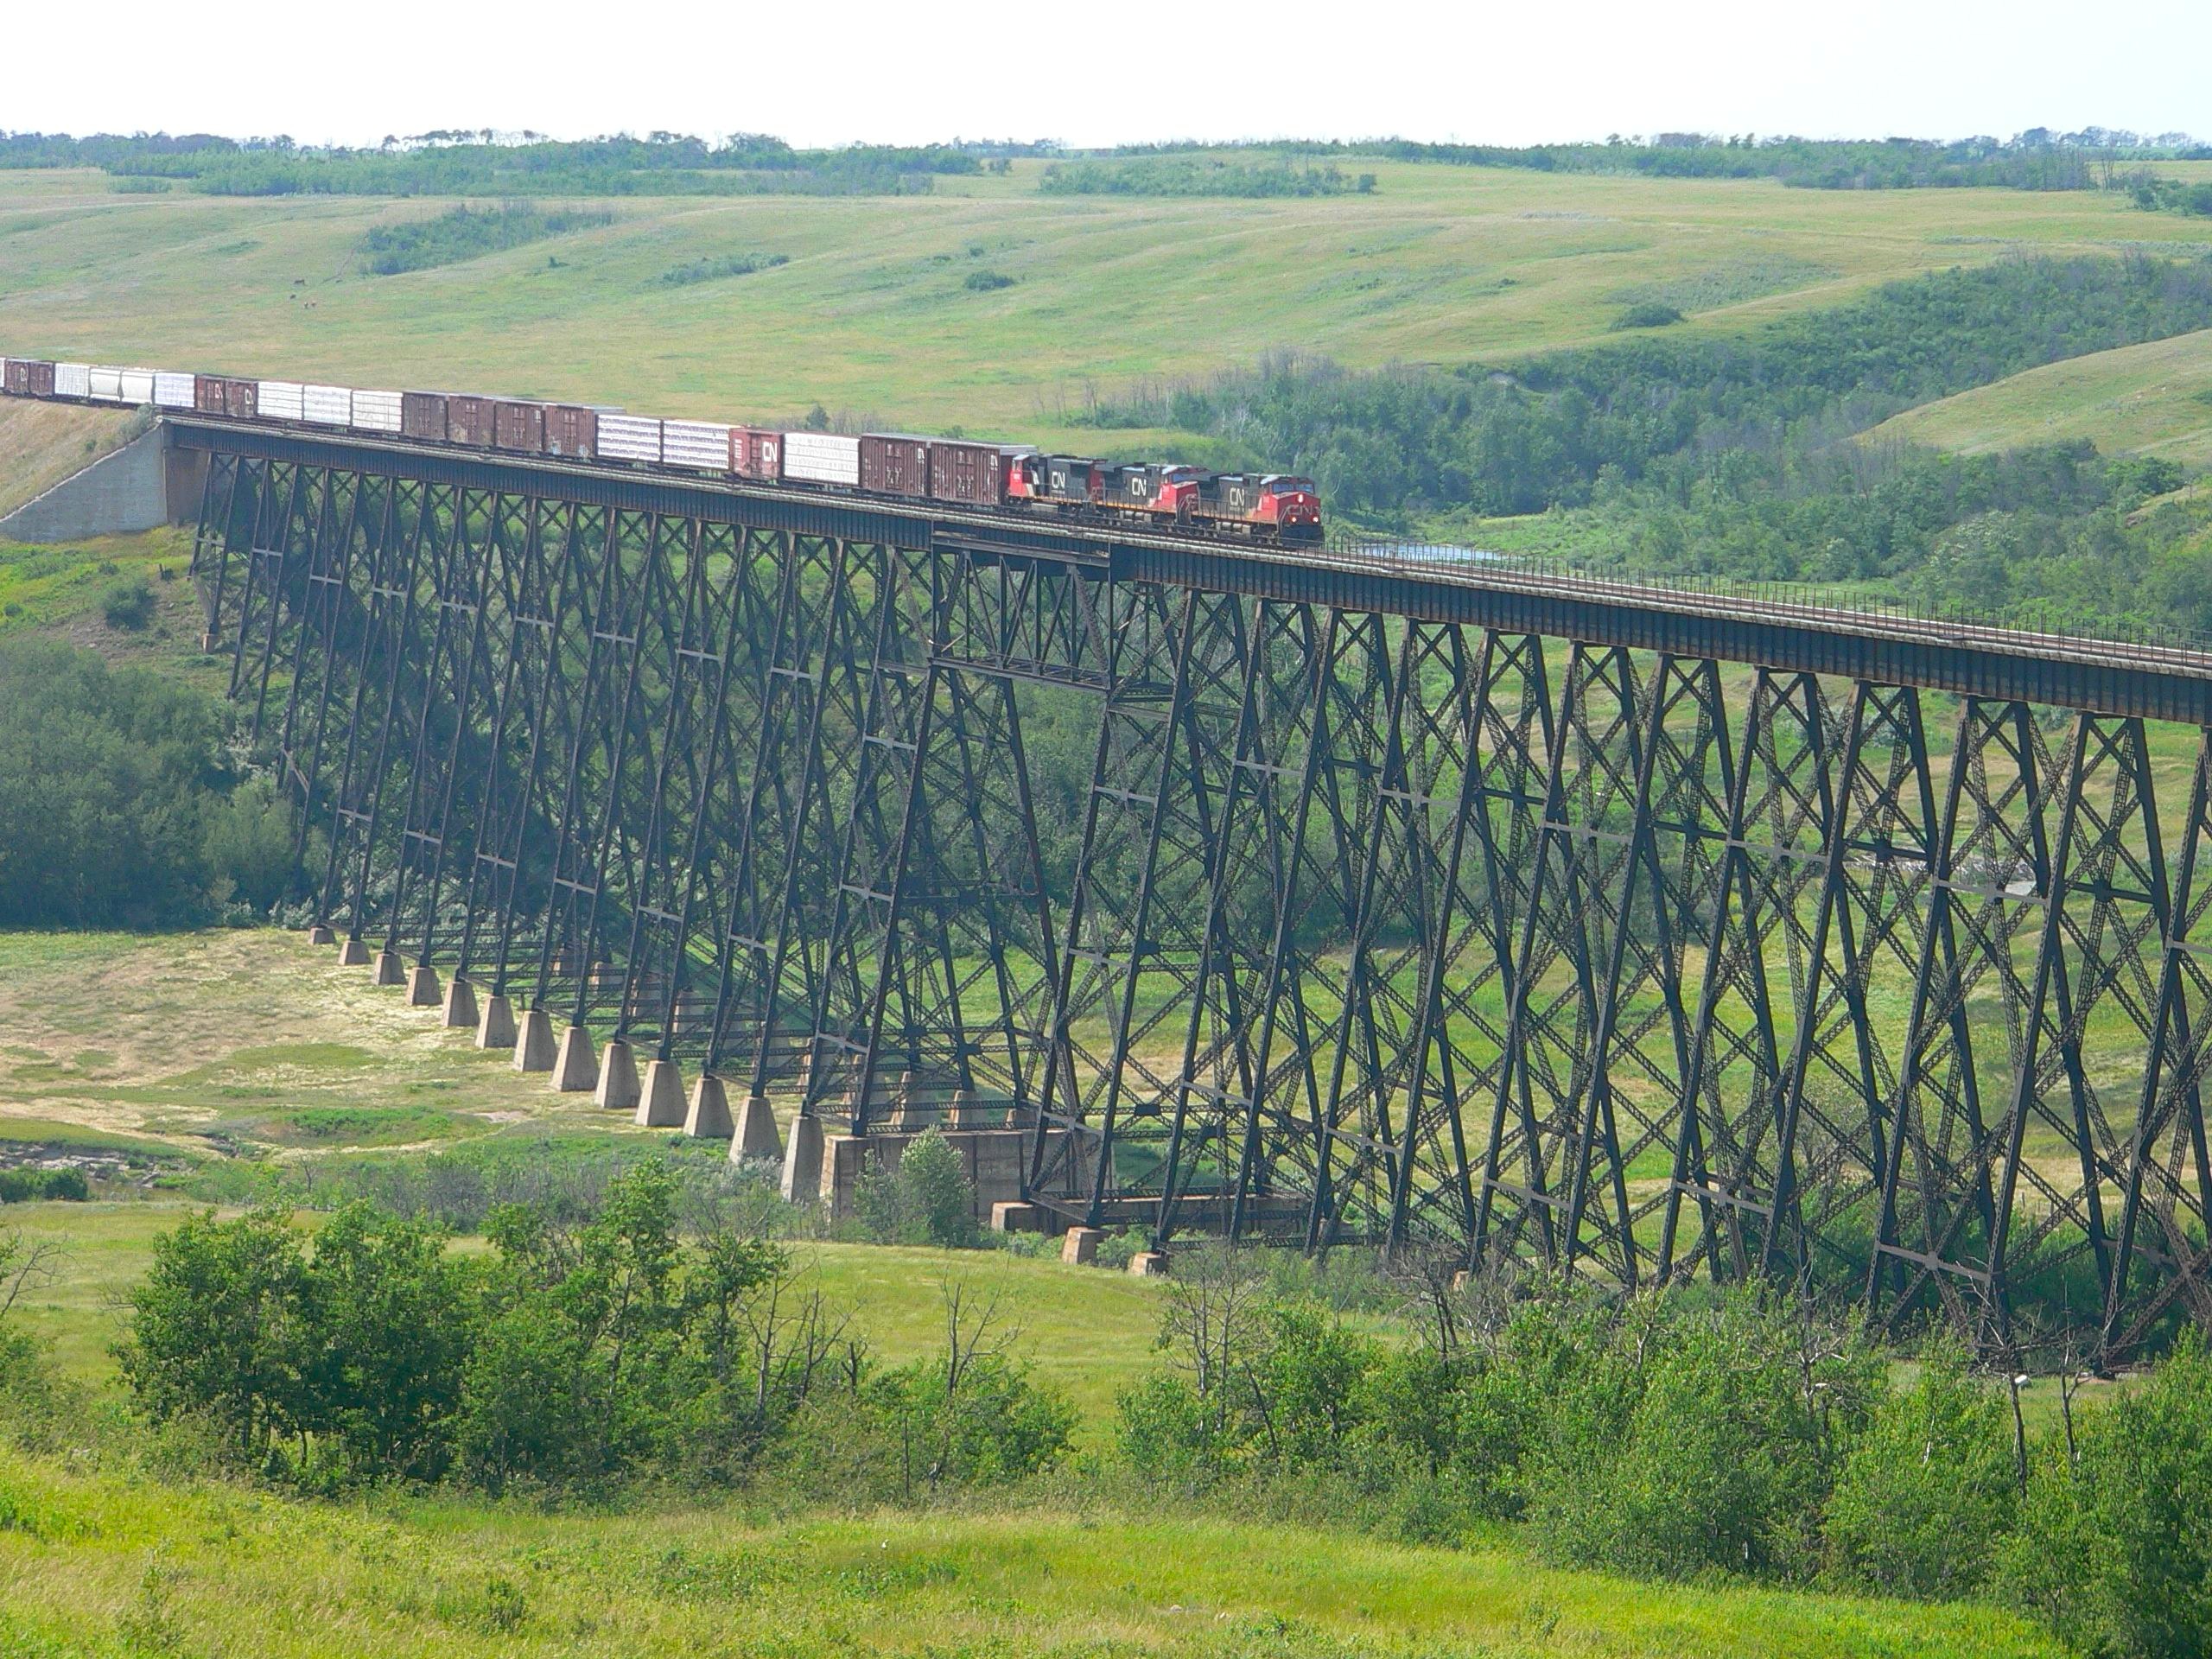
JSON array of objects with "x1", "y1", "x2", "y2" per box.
[{"x1": 0, "y1": 639, "x2": 293, "y2": 925}]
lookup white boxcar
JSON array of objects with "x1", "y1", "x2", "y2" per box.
[
  {"x1": 353, "y1": 390, "x2": 404, "y2": 434},
  {"x1": 597, "y1": 413, "x2": 663, "y2": 464},
  {"x1": 120, "y1": 368, "x2": 156, "y2": 404},
  {"x1": 303, "y1": 384, "x2": 352, "y2": 426},
  {"x1": 783, "y1": 431, "x2": 861, "y2": 487},
  {"x1": 662, "y1": 419, "x2": 730, "y2": 472},
  {"x1": 54, "y1": 362, "x2": 91, "y2": 398},
  {"x1": 153, "y1": 372, "x2": 195, "y2": 410},
  {"x1": 88, "y1": 366, "x2": 127, "y2": 402},
  {"x1": 258, "y1": 381, "x2": 306, "y2": 421}
]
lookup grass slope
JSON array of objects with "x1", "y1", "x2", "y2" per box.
[
  {"x1": 0, "y1": 398, "x2": 136, "y2": 518},
  {"x1": 0, "y1": 1450, "x2": 2058, "y2": 1658},
  {"x1": 4, "y1": 161, "x2": 2211, "y2": 447},
  {"x1": 1870, "y1": 325, "x2": 2212, "y2": 467}
]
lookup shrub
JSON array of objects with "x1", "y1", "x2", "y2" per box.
[
  {"x1": 1825, "y1": 1343, "x2": 2018, "y2": 1598},
  {"x1": 854, "y1": 1130, "x2": 978, "y2": 1248},
  {"x1": 963, "y1": 269, "x2": 1015, "y2": 291},
  {"x1": 1611, "y1": 300, "x2": 1684, "y2": 330},
  {"x1": 1998, "y1": 1333, "x2": 2212, "y2": 1658},
  {"x1": 100, "y1": 578, "x2": 156, "y2": 630}
]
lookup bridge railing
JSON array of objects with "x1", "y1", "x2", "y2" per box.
[{"x1": 1329, "y1": 537, "x2": 2212, "y2": 671}]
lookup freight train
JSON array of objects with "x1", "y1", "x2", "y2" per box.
[{"x1": 0, "y1": 355, "x2": 1325, "y2": 543}]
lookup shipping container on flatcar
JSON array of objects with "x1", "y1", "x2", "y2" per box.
[
  {"x1": 258, "y1": 380, "x2": 306, "y2": 422},
  {"x1": 663, "y1": 419, "x2": 731, "y2": 471},
  {"x1": 494, "y1": 400, "x2": 546, "y2": 453},
  {"x1": 353, "y1": 390, "x2": 404, "y2": 434},
  {"x1": 303, "y1": 384, "x2": 352, "y2": 426},
  {"x1": 783, "y1": 431, "x2": 861, "y2": 487},
  {"x1": 153, "y1": 371, "x2": 195, "y2": 410},
  {"x1": 4, "y1": 359, "x2": 55, "y2": 397},
  {"x1": 728, "y1": 427, "x2": 781, "y2": 480},
  {"x1": 860, "y1": 433, "x2": 932, "y2": 498},
  {"x1": 447, "y1": 395, "x2": 496, "y2": 448},
  {"x1": 544, "y1": 405, "x2": 597, "y2": 459},
  {"x1": 929, "y1": 439, "x2": 1033, "y2": 507},
  {"x1": 597, "y1": 413, "x2": 662, "y2": 464},
  {"x1": 54, "y1": 363, "x2": 91, "y2": 399},
  {"x1": 400, "y1": 391, "x2": 448, "y2": 442}
]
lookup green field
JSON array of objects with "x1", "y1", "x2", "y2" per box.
[
  {"x1": 4, "y1": 158, "x2": 2212, "y2": 453},
  {"x1": 0, "y1": 1451, "x2": 2058, "y2": 1658}
]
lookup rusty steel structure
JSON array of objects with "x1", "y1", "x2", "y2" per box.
[{"x1": 182, "y1": 418, "x2": 2212, "y2": 1363}]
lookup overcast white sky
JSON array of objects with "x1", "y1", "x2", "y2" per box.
[{"x1": 9, "y1": 0, "x2": 2208, "y2": 149}]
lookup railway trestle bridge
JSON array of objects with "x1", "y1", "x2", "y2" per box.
[{"x1": 181, "y1": 417, "x2": 2212, "y2": 1363}]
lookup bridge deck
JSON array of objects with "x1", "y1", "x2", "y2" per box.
[{"x1": 168, "y1": 416, "x2": 2212, "y2": 723}]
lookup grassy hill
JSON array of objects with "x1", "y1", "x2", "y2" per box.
[
  {"x1": 1868, "y1": 325, "x2": 2212, "y2": 467},
  {"x1": 4, "y1": 157, "x2": 2211, "y2": 449}
]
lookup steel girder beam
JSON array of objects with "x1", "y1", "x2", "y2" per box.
[{"x1": 190, "y1": 448, "x2": 2212, "y2": 1361}]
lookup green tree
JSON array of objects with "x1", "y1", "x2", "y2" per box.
[
  {"x1": 855, "y1": 1130, "x2": 978, "y2": 1248},
  {"x1": 298, "y1": 1204, "x2": 474, "y2": 1482},
  {"x1": 1999, "y1": 1333, "x2": 2212, "y2": 1658},
  {"x1": 1825, "y1": 1343, "x2": 2018, "y2": 1598},
  {"x1": 116, "y1": 1208, "x2": 311, "y2": 1465}
]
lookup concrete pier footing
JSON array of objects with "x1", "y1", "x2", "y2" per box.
[
  {"x1": 990, "y1": 1201, "x2": 1044, "y2": 1234},
  {"x1": 684, "y1": 1075, "x2": 735, "y2": 1140},
  {"x1": 1061, "y1": 1227, "x2": 1104, "y2": 1267},
  {"x1": 406, "y1": 963, "x2": 441, "y2": 1007},
  {"x1": 594, "y1": 1039, "x2": 640, "y2": 1110},
  {"x1": 477, "y1": 994, "x2": 518, "y2": 1050},
  {"x1": 307, "y1": 925, "x2": 335, "y2": 946},
  {"x1": 512, "y1": 1008, "x2": 557, "y2": 1072},
  {"x1": 338, "y1": 937, "x2": 370, "y2": 967},
  {"x1": 734, "y1": 1092, "x2": 783, "y2": 1161},
  {"x1": 1128, "y1": 1251, "x2": 1171, "y2": 1277},
  {"x1": 634, "y1": 1058, "x2": 686, "y2": 1128},
  {"x1": 372, "y1": 950, "x2": 406, "y2": 988},
  {"x1": 781, "y1": 1115, "x2": 825, "y2": 1204},
  {"x1": 442, "y1": 976, "x2": 480, "y2": 1030},
  {"x1": 551, "y1": 1025, "x2": 598, "y2": 1092}
]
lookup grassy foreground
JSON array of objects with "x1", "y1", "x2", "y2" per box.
[{"x1": 0, "y1": 1451, "x2": 2056, "y2": 1658}]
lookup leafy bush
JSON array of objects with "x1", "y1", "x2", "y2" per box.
[
  {"x1": 0, "y1": 1168, "x2": 90, "y2": 1203},
  {"x1": 657, "y1": 251, "x2": 790, "y2": 287},
  {"x1": 1825, "y1": 1343, "x2": 2018, "y2": 1598},
  {"x1": 357, "y1": 202, "x2": 613, "y2": 276},
  {"x1": 1611, "y1": 300, "x2": 1683, "y2": 329},
  {"x1": 854, "y1": 1131, "x2": 978, "y2": 1249},
  {"x1": 963, "y1": 269, "x2": 1015, "y2": 291},
  {"x1": 1999, "y1": 1334, "x2": 2212, "y2": 1658},
  {"x1": 99, "y1": 577, "x2": 156, "y2": 630}
]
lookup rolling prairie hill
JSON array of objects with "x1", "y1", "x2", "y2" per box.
[{"x1": 3, "y1": 155, "x2": 2211, "y2": 455}]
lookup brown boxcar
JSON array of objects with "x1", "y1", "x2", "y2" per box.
[
  {"x1": 401, "y1": 391, "x2": 449, "y2": 442},
  {"x1": 545, "y1": 405, "x2": 598, "y2": 460},
  {"x1": 929, "y1": 440, "x2": 1033, "y2": 507},
  {"x1": 4, "y1": 359, "x2": 55, "y2": 397},
  {"x1": 860, "y1": 433, "x2": 932, "y2": 498},
  {"x1": 448, "y1": 396, "x2": 496, "y2": 448},
  {"x1": 494, "y1": 401, "x2": 546, "y2": 454},
  {"x1": 195, "y1": 374, "x2": 255, "y2": 417},
  {"x1": 729, "y1": 427, "x2": 782, "y2": 480}
]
